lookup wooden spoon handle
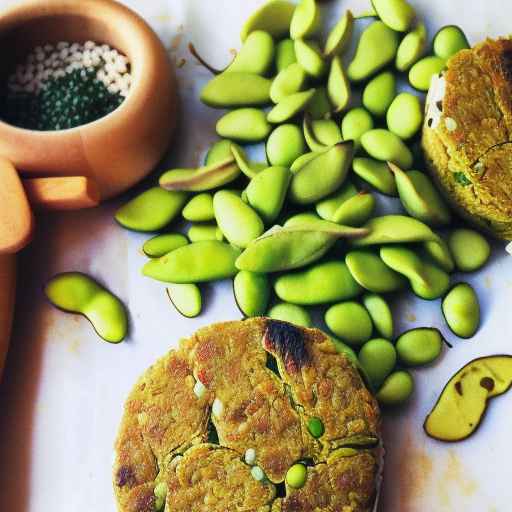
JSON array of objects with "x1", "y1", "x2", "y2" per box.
[
  {"x1": 0, "y1": 254, "x2": 16, "y2": 378},
  {"x1": 23, "y1": 176, "x2": 100, "y2": 211}
]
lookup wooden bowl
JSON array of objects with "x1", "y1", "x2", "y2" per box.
[{"x1": 0, "y1": 0, "x2": 177, "y2": 200}]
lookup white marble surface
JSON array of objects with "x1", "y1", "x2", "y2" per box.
[{"x1": 0, "y1": 0, "x2": 511, "y2": 511}]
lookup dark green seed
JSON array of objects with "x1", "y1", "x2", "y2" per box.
[{"x1": 307, "y1": 417, "x2": 325, "y2": 438}]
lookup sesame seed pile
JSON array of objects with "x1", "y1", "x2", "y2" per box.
[{"x1": 1, "y1": 41, "x2": 132, "y2": 131}]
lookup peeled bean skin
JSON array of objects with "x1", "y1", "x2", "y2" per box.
[
  {"x1": 327, "y1": 56, "x2": 351, "y2": 113},
  {"x1": 442, "y1": 283, "x2": 480, "y2": 338},
  {"x1": 303, "y1": 117, "x2": 342, "y2": 152},
  {"x1": 274, "y1": 260, "x2": 363, "y2": 305},
  {"x1": 316, "y1": 181, "x2": 357, "y2": 221}
]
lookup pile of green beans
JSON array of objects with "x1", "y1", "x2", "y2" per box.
[{"x1": 115, "y1": 0, "x2": 490, "y2": 407}]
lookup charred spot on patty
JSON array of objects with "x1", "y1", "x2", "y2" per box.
[{"x1": 264, "y1": 320, "x2": 310, "y2": 372}]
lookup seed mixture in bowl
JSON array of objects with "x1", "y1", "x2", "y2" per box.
[{"x1": 1, "y1": 40, "x2": 132, "y2": 130}]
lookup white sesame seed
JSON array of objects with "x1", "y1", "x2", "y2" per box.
[
  {"x1": 44, "y1": 58, "x2": 52, "y2": 67},
  {"x1": 65, "y1": 65, "x2": 74, "y2": 74},
  {"x1": 70, "y1": 43, "x2": 80, "y2": 52},
  {"x1": 57, "y1": 41, "x2": 69, "y2": 50},
  {"x1": 84, "y1": 40, "x2": 95, "y2": 50},
  {"x1": 251, "y1": 466, "x2": 265, "y2": 481},
  {"x1": 445, "y1": 117, "x2": 457, "y2": 132},
  {"x1": 193, "y1": 380, "x2": 206, "y2": 399},
  {"x1": 91, "y1": 54, "x2": 101, "y2": 66},
  {"x1": 101, "y1": 44, "x2": 110, "y2": 52},
  {"x1": 108, "y1": 83, "x2": 120, "y2": 94},
  {"x1": 60, "y1": 48, "x2": 69, "y2": 59},
  {"x1": 52, "y1": 60, "x2": 61, "y2": 68},
  {"x1": 83, "y1": 57, "x2": 93, "y2": 68},
  {"x1": 115, "y1": 60, "x2": 127, "y2": 73},
  {"x1": 54, "y1": 69, "x2": 65, "y2": 78},
  {"x1": 119, "y1": 88, "x2": 129, "y2": 97},
  {"x1": 245, "y1": 448, "x2": 256, "y2": 465},
  {"x1": 212, "y1": 398, "x2": 224, "y2": 418}
]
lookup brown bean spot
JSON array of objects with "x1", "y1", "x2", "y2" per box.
[
  {"x1": 116, "y1": 465, "x2": 137, "y2": 488},
  {"x1": 455, "y1": 381, "x2": 463, "y2": 396},
  {"x1": 480, "y1": 377, "x2": 495, "y2": 392}
]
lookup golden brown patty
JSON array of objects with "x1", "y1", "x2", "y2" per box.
[
  {"x1": 113, "y1": 318, "x2": 381, "y2": 512},
  {"x1": 422, "y1": 37, "x2": 512, "y2": 239}
]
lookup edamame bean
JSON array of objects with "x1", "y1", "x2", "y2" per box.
[
  {"x1": 422, "y1": 238, "x2": 455, "y2": 273},
  {"x1": 246, "y1": 166, "x2": 291, "y2": 223},
  {"x1": 358, "y1": 338, "x2": 397, "y2": 390},
  {"x1": 290, "y1": 141, "x2": 354, "y2": 204},
  {"x1": 290, "y1": 151, "x2": 319, "y2": 173},
  {"x1": 286, "y1": 463, "x2": 308, "y2": 489},
  {"x1": 270, "y1": 62, "x2": 308, "y2": 103},
  {"x1": 396, "y1": 23, "x2": 427, "y2": 71},
  {"x1": 361, "y1": 129, "x2": 413, "y2": 169},
  {"x1": 267, "y1": 88, "x2": 316, "y2": 123},
  {"x1": 276, "y1": 38, "x2": 297, "y2": 72},
  {"x1": 182, "y1": 193, "x2": 214, "y2": 222},
  {"x1": 448, "y1": 229, "x2": 490, "y2": 272},
  {"x1": 346, "y1": 250, "x2": 407, "y2": 293},
  {"x1": 143, "y1": 241, "x2": 241, "y2": 283},
  {"x1": 274, "y1": 260, "x2": 362, "y2": 305},
  {"x1": 236, "y1": 222, "x2": 367, "y2": 273},
  {"x1": 352, "y1": 215, "x2": 439, "y2": 246},
  {"x1": 267, "y1": 125, "x2": 306, "y2": 167},
  {"x1": 307, "y1": 417, "x2": 325, "y2": 438},
  {"x1": 362, "y1": 71, "x2": 396, "y2": 117},
  {"x1": 188, "y1": 224, "x2": 223, "y2": 242},
  {"x1": 45, "y1": 272, "x2": 128, "y2": 343},
  {"x1": 376, "y1": 370, "x2": 414, "y2": 406},
  {"x1": 408, "y1": 56, "x2": 445, "y2": 91},
  {"x1": 303, "y1": 116, "x2": 342, "y2": 152},
  {"x1": 306, "y1": 87, "x2": 332, "y2": 119},
  {"x1": 347, "y1": 21, "x2": 400, "y2": 82},
  {"x1": 433, "y1": 25, "x2": 469, "y2": 60},
  {"x1": 290, "y1": 0, "x2": 320, "y2": 40},
  {"x1": 216, "y1": 108, "x2": 271, "y2": 142},
  {"x1": 371, "y1": 0, "x2": 415, "y2": 32},
  {"x1": 241, "y1": 1, "x2": 296, "y2": 41},
  {"x1": 341, "y1": 108, "x2": 374, "y2": 148},
  {"x1": 233, "y1": 270, "x2": 270, "y2": 317},
  {"x1": 331, "y1": 191, "x2": 376, "y2": 226},
  {"x1": 268, "y1": 302, "x2": 312, "y2": 327},
  {"x1": 325, "y1": 301, "x2": 373, "y2": 346},
  {"x1": 442, "y1": 283, "x2": 480, "y2": 338},
  {"x1": 386, "y1": 93, "x2": 423, "y2": 139},
  {"x1": 160, "y1": 158, "x2": 240, "y2": 192},
  {"x1": 205, "y1": 139, "x2": 233, "y2": 165},
  {"x1": 362, "y1": 293, "x2": 394, "y2": 339},
  {"x1": 294, "y1": 39, "x2": 327, "y2": 78},
  {"x1": 327, "y1": 56, "x2": 351, "y2": 113},
  {"x1": 284, "y1": 211, "x2": 322, "y2": 227},
  {"x1": 316, "y1": 181, "x2": 357, "y2": 221},
  {"x1": 352, "y1": 157, "x2": 397, "y2": 196},
  {"x1": 213, "y1": 190, "x2": 264, "y2": 248},
  {"x1": 200, "y1": 73, "x2": 272, "y2": 108},
  {"x1": 324, "y1": 10, "x2": 354, "y2": 58},
  {"x1": 226, "y1": 30, "x2": 275, "y2": 75},
  {"x1": 115, "y1": 188, "x2": 188, "y2": 232},
  {"x1": 389, "y1": 164, "x2": 451, "y2": 226},
  {"x1": 166, "y1": 283, "x2": 202, "y2": 318},
  {"x1": 143, "y1": 233, "x2": 189, "y2": 258},
  {"x1": 231, "y1": 144, "x2": 267, "y2": 179},
  {"x1": 396, "y1": 327, "x2": 443, "y2": 367}
]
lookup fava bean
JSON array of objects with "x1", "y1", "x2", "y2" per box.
[
  {"x1": 166, "y1": 283, "x2": 202, "y2": 318},
  {"x1": 216, "y1": 108, "x2": 271, "y2": 142},
  {"x1": 182, "y1": 193, "x2": 214, "y2": 222},
  {"x1": 433, "y1": 25, "x2": 469, "y2": 60},
  {"x1": 389, "y1": 164, "x2": 451, "y2": 226},
  {"x1": 284, "y1": 211, "x2": 322, "y2": 227},
  {"x1": 290, "y1": 0, "x2": 320, "y2": 40},
  {"x1": 115, "y1": 188, "x2": 188, "y2": 232},
  {"x1": 371, "y1": 0, "x2": 415, "y2": 32},
  {"x1": 347, "y1": 21, "x2": 400, "y2": 82},
  {"x1": 270, "y1": 62, "x2": 308, "y2": 103},
  {"x1": 358, "y1": 338, "x2": 397, "y2": 390},
  {"x1": 325, "y1": 301, "x2": 373, "y2": 346},
  {"x1": 376, "y1": 370, "x2": 414, "y2": 406},
  {"x1": 268, "y1": 302, "x2": 312, "y2": 327},
  {"x1": 274, "y1": 260, "x2": 362, "y2": 305},
  {"x1": 275, "y1": 38, "x2": 297, "y2": 72},
  {"x1": 442, "y1": 283, "x2": 480, "y2": 338},
  {"x1": 327, "y1": 56, "x2": 351, "y2": 113},
  {"x1": 286, "y1": 463, "x2": 308, "y2": 489},
  {"x1": 361, "y1": 129, "x2": 413, "y2": 169},
  {"x1": 448, "y1": 229, "x2": 490, "y2": 272},
  {"x1": 213, "y1": 190, "x2": 264, "y2": 248},
  {"x1": 294, "y1": 39, "x2": 327, "y2": 78},
  {"x1": 303, "y1": 116, "x2": 342, "y2": 152},
  {"x1": 316, "y1": 181, "x2": 357, "y2": 221},
  {"x1": 226, "y1": 30, "x2": 275, "y2": 75},
  {"x1": 290, "y1": 141, "x2": 354, "y2": 204},
  {"x1": 290, "y1": 151, "x2": 319, "y2": 173},
  {"x1": 306, "y1": 87, "x2": 332, "y2": 119},
  {"x1": 386, "y1": 93, "x2": 423, "y2": 139},
  {"x1": 411, "y1": 261, "x2": 450, "y2": 300},
  {"x1": 143, "y1": 241, "x2": 241, "y2": 283},
  {"x1": 324, "y1": 10, "x2": 354, "y2": 58},
  {"x1": 143, "y1": 233, "x2": 189, "y2": 258},
  {"x1": 246, "y1": 166, "x2": 291, "y2": 223},
  {"x1": 362, "y1": 293, "x2": 394, "y2": 339},
  {"x1": 45, "y1": 272, "x2": 128, "y2": 343},
  {"x1": 267, "y1": 88, "x2": 316, "y2": 123},
  {"x1": 267, "y1": 124, "x2": 306, "y2": 167},
  {"x1": 396, "y1": 23, "x2": 427, "y2": 71},
  {"x1": 233, "y1": 270, "x2": 270, "y2": 317},
  {"x1": 409, "y1": 56, "x2": 445, "y2": 92},
  {"x1": 352, "y1": 157, "x2": 397, "y2": 196},
  {"x1": 396, "y1": 327, "x2": 443, "y2": 367},
  {"x1": 422, "y1": 238, "x2": 455, "y2": 273},
  {"x1": 188, "y1": 224, "x2": 223, "y2": 242},
  {"x1": 331, "y1": 191, "x2": 376, "y2": 226},
  {"x1": 362, "y1": 71, "x2": 396, "y2": 117},
  {"x1": 346, "y1": 250, "x2": 407, "y2": 293},
  {"x1": 200, "y1": 72, "x2": 272, "y2": 108},
  {"x1": 341, "y1": 108, "x2": 374, "y2": 148},
  {"x1": 205, "y1": 139, "x2": 233, "y2": 165},
  {"x1": 241, "y1": 1, "x2": 296, "y2": 41}
]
